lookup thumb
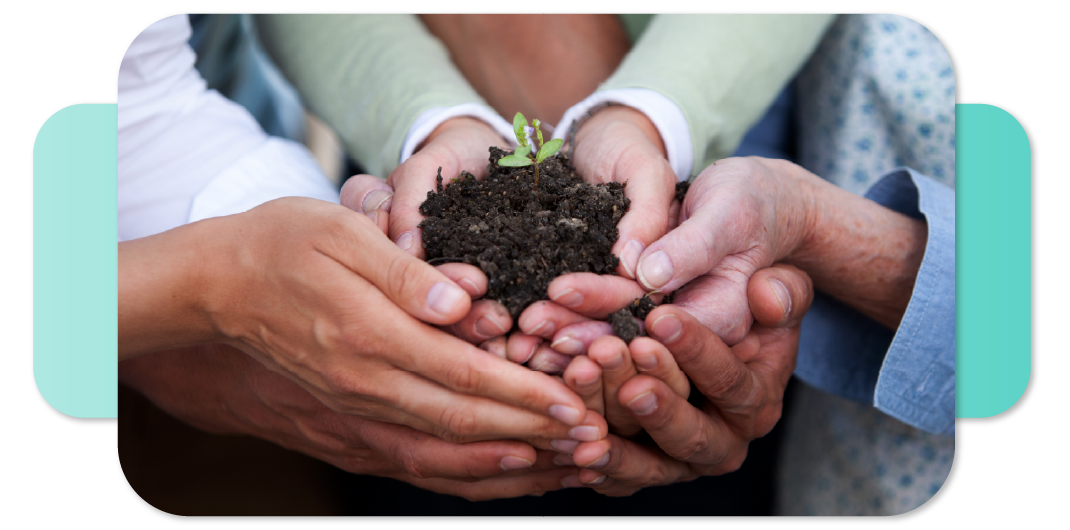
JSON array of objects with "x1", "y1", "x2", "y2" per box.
[
  {"x1": 633, "y1": 194, "x2": 738, "y2": 293},
  {"x1": 340, "y1": 174, "x2": 393, "y2": 235},
  {"x1": 748, "y1": 264, "x2": 814, "y2": 328},
  {"x1": 323, "y1": 211, "x2": 474, "y2": 326}
]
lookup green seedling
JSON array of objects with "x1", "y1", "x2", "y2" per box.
[{"x1": 497, "y1": 112, "x2": 563, "y2": 190}]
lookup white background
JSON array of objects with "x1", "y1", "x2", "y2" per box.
[{"x1": 1, "y1": 0, "x2": 1062, "y2": 527}]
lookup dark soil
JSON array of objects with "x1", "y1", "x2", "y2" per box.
[
  {"x1": 609, "y1": 295, "x2": 660, "y2": 344},
  {"x1": 419, "y1": 147, "x2": 629, "y2": 321}
]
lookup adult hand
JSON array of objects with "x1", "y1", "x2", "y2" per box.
[
  {"x1": 569, "y1": 105, "x2": 679, "y2": 281},
  {"x1": 564, "y1": 264, "x2": 814, "y2": 494},
  {"x1": 120, "y1": 345, "x2": 581, "y2": 500},
  {"x1": 119, "y1": 197, "x2": 591, "y2": 443},
  {"x1": 343, "y1": 174, "x2": 513, "y2": 345},
  {"x1": 383, "y1": 116, "x2": 508, "y2": 259}
]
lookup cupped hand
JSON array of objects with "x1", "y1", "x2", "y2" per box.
[
  {"x1": 381, "y1": 116, "x2": 509, "y2": 258},
  {"x1": 565, "y1": 264, "x2": 814, "y2": 494},
  {"x1": 631, "y1": 157, "x2": 814, "y2": 344},
  {"x1": 342, "y1": 174, "x2": 514, "y2": 346},
  {"x1": 120, "y1": 344, "x2": 580, "y2": 500},
  {"x1": 569, "y1": 105, "x2": 679, "y2": 281},
  {"x1": 194, "y1": 197, "x2": 589, "y2": 442}
]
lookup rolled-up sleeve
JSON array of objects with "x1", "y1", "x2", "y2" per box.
[{"x1": 794, "y1": 168, "x2": 955, "y2": 435}]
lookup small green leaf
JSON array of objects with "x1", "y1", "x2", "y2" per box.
[
  {"x1": 513, "y1": 144, "x2": 531, "y2": 159},
  {"x1": 536, "y1": 138, "x2": 563, "y2": 163},
  {"x1": 512, "y1": 113, "x2": 528, "y2": 145},
  {"x1": 533, "y1": 119, "x2": 544, "y2": 146},
  {"x1": 498, "y1": 154, "x2": 533, "y2": 167}
]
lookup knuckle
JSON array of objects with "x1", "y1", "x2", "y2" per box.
[
  {"x1": 436, "y1": 402, "x2": 483, "y2": 438},
  {"x1": 703, "y1": 365, "x2": 749, "y2": 404},
  {"x1": 443, "y1": 357, "x2": 485, "y2": 395},
  {"x1": 670, "y1": 429, "x2": 712, "y2": 463},
  {"x1": 321, "y1": 368, "x2": 372, "y2": 399},
  {"x1": 385, "y1": 254, "x2": 425, "y2": 300}
]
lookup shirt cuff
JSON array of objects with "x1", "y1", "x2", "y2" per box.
[
  {"x1": 553, "y1": 88, "x2": 693, "y2": 182},
  {"x1": 867, "y1": 168, "x2": 956, "y2": 436},
  {"x1": 400, "y1": 103, "x2": 515, "y2": 165},
  {"x1": 188, "y1": 137, "x2": 341, "y2": 223}
]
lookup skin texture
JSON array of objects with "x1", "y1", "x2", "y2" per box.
[
  {"x1": 561, "y1": 264, "x2": 814, "y2": 493},
  {"x1": 118, "y1": 196, "x2": 597, "y2": 445},
  {"x1": 419, "y1": 14, "x2": 630, "y2": 126},
  {"x1": 119, "y1": 344, "x2": 582, "y2": 501}
]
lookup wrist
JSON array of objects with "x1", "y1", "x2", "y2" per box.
[
  {"x1": 118, "y1": 220, "x2": 226, "y2": 359},
  {"x1": 578, "y1": 105, "x2": 667, "y2": 159}
]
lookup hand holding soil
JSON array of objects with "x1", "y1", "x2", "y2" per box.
[
  {"x1": 564, "y1": 264, "x2": 815, "y2": 492},
  {"x1": 124, "y1": 197, "x2": 595, "y2": 444}
]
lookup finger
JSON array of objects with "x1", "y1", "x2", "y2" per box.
[
  {"x1": 645, "y1": 306, "x2": 758, "y2": 415},
  {"x1": 340, "y1": 174, "x2": 394, "y2": 216},
  {"x1": 628, "y1": 337, "x2": 690, "y2": 399},
  {"x1": 446, "y1": 299, "x2": 512, "y2": 344},
  {"x1": 479, "y1": 336, "x2": 507, "y2": 359},
  {"x1": 612, "y1": 157, "x2": 676, "y2": 280},
  {"x1": 398, "y1": 466, "x2": 580, "y2": 502},
  {"x1": 517, "y1": 300, "x2": 591, "y2": 339},
  {"x1": 436, "y1": 263, "x2": 488, "y2": 298},
  {"x1": 572, "y1": 434, "x2": 693, "y2": 496},
  {"x1": 634, "y1": 183, "x2": 748, "y2": 292},
  {"x1": 527, "y1": 343, "x2": 573, "y2": 374},
  {"x1": 550, "y1": 321, "x2": 615, "y2": 356},
  {"x1": 546, "y1": 273, "x2": 654, "y2": 318},
  {"x1": 588, "y1": 335, "x2": 641, "y2": 437},
  {"x1": 320, "y1": 209, "x2": 473, "y2": 325},
  {"x1": 616, "y1": 375, "x2": 744, "y2": 473},
  {"x1": 748, "y1": 263, "x2": 814, "y2": 328},
  {"x1": 506, "y1": 333, "x2": 542, "y2": 364},
  {"x1": 562, "y1": 355, "x2": 605, "y2": 416},
  {"x1": 356, "y1": 419, "x2": 539, "y2": 480},
  {"x1": 668, "y1": 272, "x2": 753, "y2": 346}
]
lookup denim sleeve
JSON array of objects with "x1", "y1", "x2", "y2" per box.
[{"x1": 793, "y1": 168, "x2": 955, "y2": 435}]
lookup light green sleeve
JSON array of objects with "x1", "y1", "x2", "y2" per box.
[
  {"x1": 255, "y1": 15, "x2": 491, "y2": 177},
  {"x1": 603, "y1": 14, "x2": 836, "y2": 174}
]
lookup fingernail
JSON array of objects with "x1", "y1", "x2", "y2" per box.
[
  {"x1": 529, "y1": 354, "x2": 568, "y2": 374},
  {"x1": 626, "y1": 391, "x2": 658, "y2": 416},
  {"x1": 585, "y1": 474, "x2": 607, "y2": 485},
  {"x1": 633, "y1": 352, "x2": 658, "y2": 371},
  {"x1": 475, "y1": 316, "x2": 507, "y2": 338},
  {"x1": 574, "y1": 369, "x2": 599, "y2": 387},
  {"x1": 551, "y1": 439, "x2": 579, "y2": 454},
  {"x1": 457, "y1": 277, "x2": 480, "y2": 296},
  {"x1": 598, "y1": 349, "x2": 623, "y2": 371},
  {"x1": 365, "y1": 210, "x2": 378, "y2": 224},
  {"x1": 395, "y1": 231, "x2": 413, "y2": 251},
  {"x1": 426, "y1": 282, "x2": 466, "y2": 317},
  {"x1": 636, "y1": 250, "x2": 674, "y2": 290},
  {"x1": 500, "y1": 456, "x2": 533, "y2": 471},
  {"x1": 650, "y1": 314, "x2": 682, "y2": 343},
  {"x1": 553, "y1": 453, "x2": 575, "y2": 466},
  {"x1": 481, "y1": 339, "x2": 506, "y2": 358},
  {"x1": 768, "y1": 278, "x2": 792, "y2": 319},
  {"x1": 528, "y1": 319, "x2": 554, "y2": 337},
  {"x1": 520, "y1": 342, "x2": 539, "y2": 364},
  {"x1": 561, "y1": 475, "x2": 582, "y2": 488},
  {"x1": 549, "y1": 404, "x2": 583, "y2": 425},
  {"x1": 620, "y1": 239, "x2": 645, "y2": 279},
  {"x1": 551, "y1": 288, "x2": 583, "y2": 308},
  {"x1": 584, "y1": 452, "x2": 610, "y2": 468},
  {"x1": 551, "y1": 336, "x2": 584, "y2": 355},
  {"x1": 567, "y1": 425, "x2": 602, "y2": 442},
  {"x1": 361, "y1": 189, "x2": 393, "y2": 214}
]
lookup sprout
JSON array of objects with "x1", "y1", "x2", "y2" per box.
[{"x1": 498, "y1": 112, "x2": 563, "y2": 190}]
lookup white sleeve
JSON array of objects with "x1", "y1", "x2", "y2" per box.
[
  {"x1": 117, "y1": 15, "x2": 338, "y2": 242},
  {"x1": 552, "y1": 88, "x2": 694, "y2": 182}
]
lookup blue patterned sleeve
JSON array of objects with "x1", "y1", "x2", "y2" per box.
[{"x1": 793, "y1": 168, "x2": 955, "y2": 436}]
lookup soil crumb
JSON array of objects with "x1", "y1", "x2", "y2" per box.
[
  {"x1": 610, "y1": 296, "x2": 661, "y2": 344},
  {"x1": 420, "y1": 147, "x2": 629, "y2": 321}
]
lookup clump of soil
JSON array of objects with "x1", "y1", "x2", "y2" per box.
[
  {"x1": 419, "y1": 147, "x2": 629, "y2": 320},
  {"x1": 609, "y1": 295, "x2": 660, "y2": 344}
]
